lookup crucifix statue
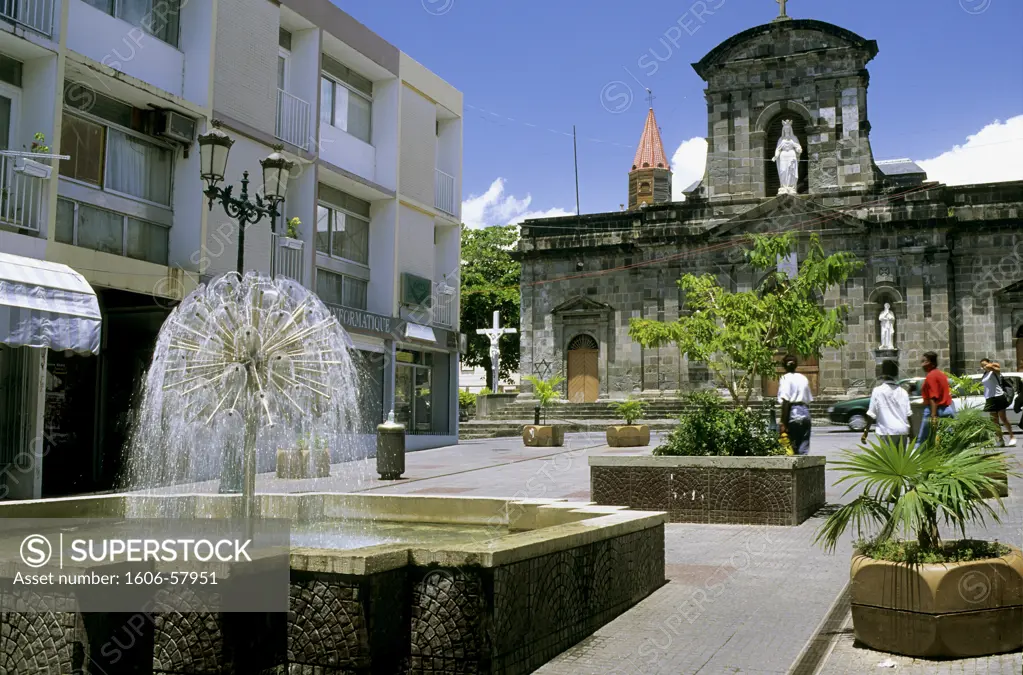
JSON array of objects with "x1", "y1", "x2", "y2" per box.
[
  {"x1": 776, "y1": 0, "x2": 788, "y2": 18},
  {"x1": 476, "y1": 310, "x2": 516, "y2": 391}
]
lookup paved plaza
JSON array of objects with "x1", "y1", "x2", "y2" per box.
[
  {"x1": 141, "y1": 426, "x2": 1023, "y2": 673},
  {"x1": 307, "y1": 427, "x2": 1020, "y2": 674},
  {"x1": 347, "y1": 427, "x2": 1018, "y2": 675}
]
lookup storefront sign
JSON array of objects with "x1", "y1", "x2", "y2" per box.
[{"x1": 328, "y1": 306, "x2": 394, "y2": 339}]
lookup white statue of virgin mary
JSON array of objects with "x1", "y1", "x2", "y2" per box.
[{"x1": 773, "y1": 120, "x2": 802, "y2": 195}]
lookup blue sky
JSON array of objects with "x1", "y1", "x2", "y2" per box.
[{"x1": 340, "y1": 0, "x2": 1023, "y2": 226}]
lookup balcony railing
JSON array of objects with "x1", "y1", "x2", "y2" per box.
[
  {"x1": 432, "y1": 281, "x2": 456, "y2": 329},
  {"x1": 0, "y1": 151, "x2": 63, "y2": 234},
  {"x1": 272, "y1": 233, "x2": 304, "y2": 283},
  {"x1": 276, "y1": 89, "x2": 311, "y2": 151},
  {"x1": 0, "y1": 0, "x2": 54, "y2": 36},
  {"x1": 435, "y1": 168, "x2": 456, "y2": 216}
]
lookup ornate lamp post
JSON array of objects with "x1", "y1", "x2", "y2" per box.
[{"x1": 197, "y1": 120, "x2": 295, "y2": 274}]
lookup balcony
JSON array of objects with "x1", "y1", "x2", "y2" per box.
[
  {"x1": 0, "y1": 151, "x2": 61, "y2": 234},
  {"x1": 432, "y1": 281, "x2": 456, "y2": 329},
  {"x1": 0, "y1": 0, "x2": 54, "y2": 36},
  {"x1": 276, "y1": 89, "x2": 311, "y2": 151},
  {"x1": 272, "y1": 233, "x2": 304, "y2": 283},
  {"x1": 434, "y1": 168, "x2": 456, "y2": 216}
]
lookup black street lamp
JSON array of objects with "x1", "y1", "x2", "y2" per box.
[{"x1": 197, "y1": 120, "x2": 295, "y2": 274}]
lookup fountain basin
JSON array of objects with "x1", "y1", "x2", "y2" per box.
[{"x1": 0, "y1": 493, "x2": 665, "y2": 674}]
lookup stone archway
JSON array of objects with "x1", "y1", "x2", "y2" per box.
[{"x1": 567, "y1": 334, "x2": 599, "y2": 403}]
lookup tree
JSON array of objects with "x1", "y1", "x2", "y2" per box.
[
  {"x1": 629, "y1": 232, "x2": 862, "y2": 406},
  {"x1": 460, "y1": 224, "x2": 520, "y2": 389}
]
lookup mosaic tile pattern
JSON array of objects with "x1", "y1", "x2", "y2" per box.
[
  {"x1": 592, "y1": 465, "x2": 825, "y2": 525},
  {"x1": 0, "y1": 586, "x2": 82, "y2": 674},
  {"x1": 288, "y1": 578, "x2": 370, "y2": 671}
]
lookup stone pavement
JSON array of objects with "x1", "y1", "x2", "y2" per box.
[
  {"x1": 146, "y1": 426, "x2": 1023, "y2": 673},
  {"x1": 347, "y1": 428, "x2": 1020, "y2": 675}
]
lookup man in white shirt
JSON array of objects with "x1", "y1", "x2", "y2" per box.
[
  {"x1": 861, "y1": 360, "x2": 911, "y2": 448},
  {"x1": 778, "y1": 355, "x2": 814, "y2": 454}
]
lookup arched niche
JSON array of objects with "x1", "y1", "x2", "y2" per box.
[{"x1": 753, "y1": 101, "x2": 815, "y2": 199}]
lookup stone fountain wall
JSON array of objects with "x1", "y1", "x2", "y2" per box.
[{"x1": 0, "y1": 525, "x2": 664, "y2": 674}]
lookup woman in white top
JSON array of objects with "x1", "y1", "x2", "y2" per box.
[
  {"x1": 980, "y1": 359, "x2": 1016, "y2": 446},
  {"x1": 778, "y1": 355, "x2": 813, "y2": 455}
]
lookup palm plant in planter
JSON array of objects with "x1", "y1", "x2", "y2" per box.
[
  {"x1": 815, "y1": 428, "x2": 1022, "y2": 658},
  {"x1": 522, "y1": 374, "x2": 565, "y2": 447},
  {"x1": 606, "y1": 399, "x2": 649, "y2": 447}
]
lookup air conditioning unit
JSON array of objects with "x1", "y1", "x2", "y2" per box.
[{"x1": 152, "y1": 110, "x2": 197, "y2": 145}]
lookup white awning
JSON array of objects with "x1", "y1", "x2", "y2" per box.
[
  {"x1": 404, "y1": 323, "x2": 436, "y2": 343},
  {"x1": 0, "y1": 252, "x2": 101, "y2": 355}
]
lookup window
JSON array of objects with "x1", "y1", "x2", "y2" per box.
[
  {"x1": 60, "y1": 115, "x2": 105, "y2": 186},
  {"x1": 56, "y1": 198, "x2": 169, "y2": 265},
  {"x1": 315, "y1": 187, "x2": 370, "y2": 265},
  {"x1": 316, "y1": 268, "x2": 368, "y2": 310},
  {"x1": 59, "y1": 110, "x2": 174, "y2": 207},
  {"x1": 319, "y1": 55, "x2": 372, "y2": 143},
  {"x1": 0, "y1": 55, "x2": 22, "y2": 88},
  {"x1": 83, "y1": 0, "x2": 181, "y2": 46}
]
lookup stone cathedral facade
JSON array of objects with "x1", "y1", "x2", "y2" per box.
[{"x1": 515, "y1": 15, "x2": 1023, "y2": 402}]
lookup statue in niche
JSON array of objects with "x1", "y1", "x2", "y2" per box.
[
  {"x1": 879, "y1": 303, "x2": 896, "y2": 350},
  {"x1": 773, "y1": 120, "x2": 802, "y2": 195}
]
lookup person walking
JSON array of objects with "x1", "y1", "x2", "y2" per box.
[
  {"x1": 980, "y1": 359, "x2": 1016, "y2": 446},
  {"x1": 778, "y1": 355, "x2": 813, "y2": 455},
  {"x1": 861, "y1": 360, "x2": 911, "y2": 448},
  {"x1": 914, "y1": 351, "x2": 955, "y2": 449}
]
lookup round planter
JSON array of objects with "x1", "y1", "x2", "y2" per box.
[
  {"x1": 850, "y1": 544, "x2": 1023, "y2": 657},
  {"x1": 606, "y1": 425, "x2": 650, "y2": 447},
  {"x1": 523, "y1": 425, "x2": 565, "y2": 447}
]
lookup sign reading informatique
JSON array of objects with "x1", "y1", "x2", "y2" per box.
[
  {"x1": 327, "y1": 305, "x2": 395, "y2": 338},
  {"x1": 2, "y1": 518, "x2": 290, "y2": 613}
]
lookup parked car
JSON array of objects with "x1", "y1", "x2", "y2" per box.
[
  {"x1": 827, "y1": 378, "x2": 923, "y2": 431},
  {"x1": 910, "y1": 372, "x2": 1023, "y2": 426}
]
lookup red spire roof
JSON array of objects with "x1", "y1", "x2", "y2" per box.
[{"x1": 631, "y1": 107, "x2": 670, "y2": 172}]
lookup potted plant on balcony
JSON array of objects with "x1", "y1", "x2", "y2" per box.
[
  {"x1": 278, "y1": 217, "x2": 303, "y2": 248},
  {"x1": 15, "y1": 133, "x2": 53, "y2": 179},
  {"x1": 606, "y1": 398, "x2": 649, "y2": 447},
  {"x1": 815, "y1": 427, "x2": 1022, "y2": 658},
  {"x1": 521, "y1": 374, "x2": 565, "y2": 447}
]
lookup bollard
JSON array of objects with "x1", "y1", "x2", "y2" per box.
[{"x1": 376, "y1": 410, "x2": 406, "y2": 480}]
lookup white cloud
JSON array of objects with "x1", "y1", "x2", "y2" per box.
[
  {"x1": 917, "y1": 115, "x2": 1023, "y2": 186},
  {"x1": 670, "y1": 137, "x2": 708, "y2": 201},
  {"x1": 461, "y1": 178, "x2": 573, "y2": 228}
]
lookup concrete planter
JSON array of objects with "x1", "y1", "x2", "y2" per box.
[
  {"x1": 523, "y1": 424, "x2": 566, "y2": 447},
  {"x1": 850, "y1": 545, "x2": 1023, "y2": 657},
  {"x1": 590, "y1": 454, "x2": 826, "y2": 525},
  {"x1": 606, "y1": 425, "x2": 650, "y2": 447},
  {"x1": 476, "y1": 393, "x2": 518, "y2": 419}
]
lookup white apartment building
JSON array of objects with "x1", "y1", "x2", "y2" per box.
[{"x1": 0, "y1": 0, "x2": 462, "y2": 499}]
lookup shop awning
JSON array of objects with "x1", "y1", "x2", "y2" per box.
[
  {"x1": 0, "y1": 252, "x2": 101, "y2": 355},
  {"x1": 404, "y1": 323, "x2": 436, "y2": 343}
]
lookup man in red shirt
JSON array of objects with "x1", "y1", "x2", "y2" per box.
[{"x1": 914, "y1": 351, "x2": 955, "y2": 449}]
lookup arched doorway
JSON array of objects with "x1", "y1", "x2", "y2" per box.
[
  {"x1": 567, "y1": 334, "x2": 599, "y2": 403},
  {"x1": 1016, "y1": 326, "x2": 1023, "y2": 371},
  {"x1": 765, "y1": 115, "x2": 809, "y2": 196}
]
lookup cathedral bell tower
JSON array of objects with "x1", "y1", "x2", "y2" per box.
[{"x1": 628, "y1": 102, "x2": 672, "y2": 210}]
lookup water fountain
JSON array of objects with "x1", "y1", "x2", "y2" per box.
[
  {"x1": 123, "y1": 271, "x2": 362, "y2": 517},
  {"x1": 0, "y1": 271, "x2": 667, "y2": 674}
]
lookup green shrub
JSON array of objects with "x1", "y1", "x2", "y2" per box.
[
  {"x1": 654, "y1": 392, "x2": 782, "y2": 457},
  {"x1": 458, "y1": 390, "x2": 478, "y2": 409},
  {"x1": 815, "y1": 435, "x2": 1016, "y2": 555},
  {"x1": 610, "y1": 398, "x2": 646, "y2": 425},
  {"x1": 522, "y1": 374, "x2": 565, "y2": 424},
  {"x1": 856, "y1": 538, "x2": 1010, "y2": 564},
  {"x1": 478, "y1": 387, "x2": 493, "y2": 396},
  {"x1": 934, "y1": 407, "x2": 999, "y2": 454}
]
